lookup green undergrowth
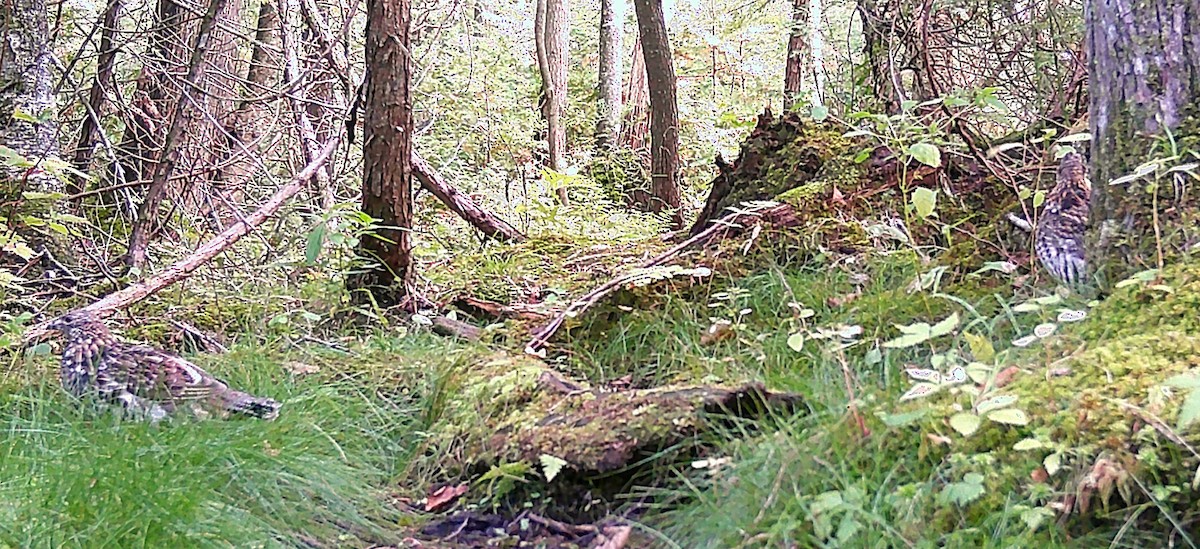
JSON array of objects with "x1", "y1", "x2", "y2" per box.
[
  {"x1": 0, "y1": 331, "x2": 475, "y2": 548},
  {"x1": 616, "y1": 252, "x2": 1200, "y2": 546}
]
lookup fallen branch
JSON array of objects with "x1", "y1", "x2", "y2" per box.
[
  {"x1": 413, "y1": 151, "x2": 526, "y2": 243},
  {"x1": 525, "y1": 201, "x2": 791, "y2": 355},
  {"x1": 23, "y1": 138, "x2": 340, "y2": 345}
]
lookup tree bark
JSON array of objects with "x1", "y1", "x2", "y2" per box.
[
  {"x1": 279, "y1": 0, "x2": 336, "y2": 209},
  {"x1": 596, "y1": 0, "x2": 624, "y2": 150},
  {"x1": 783, "y1": 0, "x2": 807, "y2": 110},
  {"x1": 347, "y1": 0, "x2": 413, "y2": 305},
  {"x1": 1085, "y1": 0, "x2": 1200, "y2": 280},
  {"x1": 412, "y1": 152, "x2": 526, "y2": 243},
  {"x1": 69, "y1": 0, "x2": 122, "y2": 195},
  {"x1": 633, "y1": 0, "x2": 683, "y2": 228},
  {"x1": 125, "y1": 0, "x2": 230, "y2": 269},
  {"x1": 544, "y1": 0, "x2": 570, "y2": 205},
  {"x1": 219, "y1": 1, "x2": 282, "y2": 187},
  {"x1": 855, "y1": 0, "x2": 902, "y2": 114},
  {"x1": 0, "y1": 0, "x2": 59, "y2": 192}
]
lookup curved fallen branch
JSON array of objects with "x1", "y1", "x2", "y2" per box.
[
  {"x1": 525, "y1": 201, "x2": 794, "y2": 356},
  {"x1": 22, "y1": 137, "x2": 340, "y2": 345}
]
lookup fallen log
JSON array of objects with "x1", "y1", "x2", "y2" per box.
[{"x1": 413, "y1": 151, "x2": 526, "y2": 243}]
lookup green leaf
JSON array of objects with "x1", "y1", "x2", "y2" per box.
[
  {"x1": 786, "y1": 332, "x2": 805, "y2": 352},
  {"x1": 1043, "y1": 452, "x2": 1062, "y2": 476},
  {"x1": 907, "y1": 142, "x2": 942, "y2": 168},
  {"x1": 305, "y1": 222, "x2": 327, "y2": 265},
  {"x1": 977, "y1": 395, "x2": 1018, "y2": 414},
  {"x1": 1164, "y1": 373, "x2": 1200, "y2": 390},
  {"x1": 811, "y1": 104, "x2": 829, "y2": 122},
  {"x1": 1020, "y1": 507, "x2": 1055, "y2": 531},
  {"x1": 11, "y1": 108, "x2": 40, "y2": 123},
  {"x1": 950, "y1": 413, "x2": 981, "y2": 436},
  {"x1": 1177, "y1": 389, "x2": 1200, "y2": 430},
  {"x1": 963, "y1": 332, "x2": 995, "y2": 362},
  {"x1": 539, "y1": 454, "x2": 568, "y2": 482},
  {"x1": 987, "y1": 408, "x2": 1029, "y2": 425},
  {"x1": 1013, "y1": 438, "x2": 1046, "y2": 451},
  {"x1": 25, "y1": 342, "x2": 51, "y2": 356},
  {"x1": 929, "y1": 312, "x2": 959, "y2": 337},
  {"x1": 1012, "y1": 302, "x2": 1041, "y2": 313},
  {"x1": 882, "y1": 331, "x2": 929, "y2": 349},
  {"x1": 879, "y1": 408, "x2": 928, "y2": 427},
  {"x1": 939, "y1": 473, "x2": 985, "y2": 506},
  {"x1": 911, "y1": 187, "x2": 938, "y2": 218},
  {"x1": 1032, "y1": 189, "x2": 1047, "y2": 208}
]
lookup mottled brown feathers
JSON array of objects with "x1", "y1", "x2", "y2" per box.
[
  {"x1": 1035, "y1": 152, "x2": 1091, "y2": 285},
  {"x1": 48, "y1": 311, "x2": 280, "y2": 420}
]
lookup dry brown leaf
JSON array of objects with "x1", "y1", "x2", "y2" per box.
[{"x1": 424, "y1": 483, "x2": 468, "y2": 512}]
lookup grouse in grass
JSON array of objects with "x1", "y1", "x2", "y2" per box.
[
  {"x1": 1035, "y1": 151, "x2": 1091, "y2": 285},
  {"x1": 48, "y1": 310, "x2": 281, "y2": 420}
]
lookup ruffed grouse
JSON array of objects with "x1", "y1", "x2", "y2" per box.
[
  {"x1": 48, "y1": 310, "x2": 281, "y2": 420},
  {"x1": 1035, "y1": 151, "x2": 1091, "y2": 285}
]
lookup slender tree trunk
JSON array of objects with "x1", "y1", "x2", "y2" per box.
[
  {"x1": 783, "y1": 0, "x2": 806, "y2": 110},
  {"x1": 69, "y1": 0, "x2": 122, "y2": 194},
  {"x1": 217, "y1": 0, "x2": 282, "y2": 198},
  {"x1": 808, "y1": 0, "x2": 825, "y2": 105},
  {"x1": 125, "y1": 0, "x2": 229, "y2": 269},
  {"x1": 596, "y1": 0, "x2": 624, "y2": 150},
  {"x1": 633, "y1": 0, "x2": 683, "y2": 228},
  {"x1": 1085, "y1": 0, "x2": 1200, "y2": 281},
  {"x1": 0, "y1": 0, "x2": 59, "y2": 193},
  {"x1": 347, "y1": 0, "x2": 413, "y2": 305},
  {"x1": 279, "y1": 0, "x2": 335, "y2": 208},
  {"x1": 544, "y1": 0, "x2": 570, "y2": 205},
  {"x1": 855, "y1": 0, "x2": 901, "y2": 113},
  {"x1": 621, "y1": 37, "x2": 650, "y2": 153}
]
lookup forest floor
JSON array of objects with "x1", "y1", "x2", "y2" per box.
[
  {"x1": 5, "y1": 225, "x2": 1199, "y2": 547},
  {"x1": 4, "y1": 117, "x2": 1198, "y2": 547}
]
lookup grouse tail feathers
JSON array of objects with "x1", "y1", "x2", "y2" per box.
[{"x1": 219, "y1": 389, "x2": 281, "y2": 420}]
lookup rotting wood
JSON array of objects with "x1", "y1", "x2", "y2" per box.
[
  {"x1": 430, "y1": 315, "x2": 482, "y2": 341},
  {"x1": 453, "y1": 295, "x2": 547, "y2": 322}
]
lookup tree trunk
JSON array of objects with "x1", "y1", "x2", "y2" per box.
[
  {"x1": 125, "y1": 0, "x2": 230, "y2": 269},
  {"x1": 620, "y1": 37, "x2": 650, "y2": 153},
  {"x1": 596, "y1": 0, "x2": 624, "y2": 150},
  {"x1": 783, "y1": 0, "x2": 807, "y2": 110},
  {"x1": 855, "y1": 0, "x2": 901, "y2": 114},
  {"x1": 69, "y1": 0, "x2": 122, "y2": 195},
  {"x1": 1085, "y1": 0, "x2": 1200, "y2": 281},
  {"x1": 633, "y1": 0, "x2": 683, "y2": 228},
  {"x1": 217, "y1": 0, "x2": 283, "y2": 198},
  {"x1": 808, "y1": 0, "x2": 825, "y2": 105},
  {"x1": 0, "y1": 0, "x2": 59, "y2": 193},
  {"x1": 543, "y1": 0, "x2": 570, "y2": 205},
  {"x1": 347, "y1": 0, "x2": 413, "y2": 305}
]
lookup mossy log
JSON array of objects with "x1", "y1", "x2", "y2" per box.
[{"x1": 438, "y1": 353, "x2": 802, "y2": 475}]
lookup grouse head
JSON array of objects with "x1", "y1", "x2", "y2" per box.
[{"x1": 47, "y1": 310, "x2": 112, "y2": 341}]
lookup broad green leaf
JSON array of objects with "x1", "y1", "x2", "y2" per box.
[
  {"x1": 911, "y1": 187, "x2": 938, "y2": 218},
  {"x1": 786, "y1": 332, "x2": 805, "y2": 352},
  {"x1": 1043, "y1": 452, "x2": 1062, "y2": 476},
  {"x1": 883, "y1": 331, "x2": 929, "y2": 348},
  {"x1": 950, "y1": 412, "x2": 981, "y2": 436},
  {"x1": 25, "y1": 342, "x2": 51, "y2": 356},
  {"x1": 1032, "y1": 190, "x2": 1047, "y2": 208},
  {"x1": 908, "y1": 142, "x2": 942, "y2": 168},
  {"x1": 880, "y1": 408, "x2": 928, "y2": 427},
  {"x1": 895, "y1": 321, "x2": 933, "y2": 336},
  {"x1": 1013, "y1": 438, "x2": 1046, "y2": 451},
  {"x1": 977, "y1": 395, "x2": 1018, "y2": 414},
  {"x1": 539, "y1": 454, "x2": 568, "y2": 482},
  {"x1": 1058, "y1": 132, "x2": 1092, "y2": 143},
  {"x1": 965, "y1": 362, "x2": 991, "y2": 384},
  {"x1": 811, "y1": 104, "x2": 829, "y2": 122},
  {"x1": 939, "y1": 473, "x2": 985, "y2": 506},
  {"x1": 1012, "y1": 302, "x2": 1041, "y2": 313},
  {"x1": 987, "y1": 408, "x2": 1029, "y2": 425},
  {"x1": 1177, "y1": 389, "x2": 1200, "y2": 430},
  {"x1": 1021, "y1": 507, "x2": 1055, "y2": 531},
  {"x1": 963, "y1": 332, "x2": 995, "y2": 362},
  {"x1": 929, "y1": 312, "x2": 959, "y2": 337},
  {"x1": 305, "y1": 223, "x2": 327, "y2": 265},
  {"x1": 1164, "y1": 373, "x2": 1200, "y2": 390},
  {"x1": 1033, "y1": 295, "x2": 1063, "y2": 305}
]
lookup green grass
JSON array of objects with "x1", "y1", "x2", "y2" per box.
[{"x1": 0, "y1": 340, "x2": 432, "y2": 548}]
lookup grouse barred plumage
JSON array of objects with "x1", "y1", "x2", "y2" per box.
[
  {"x1": 48, "y1": 310, "x2": 281, "y2": 420},
  {"x1": 1035, "y1": 152, "x2": 1091, "y2": 285}
]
